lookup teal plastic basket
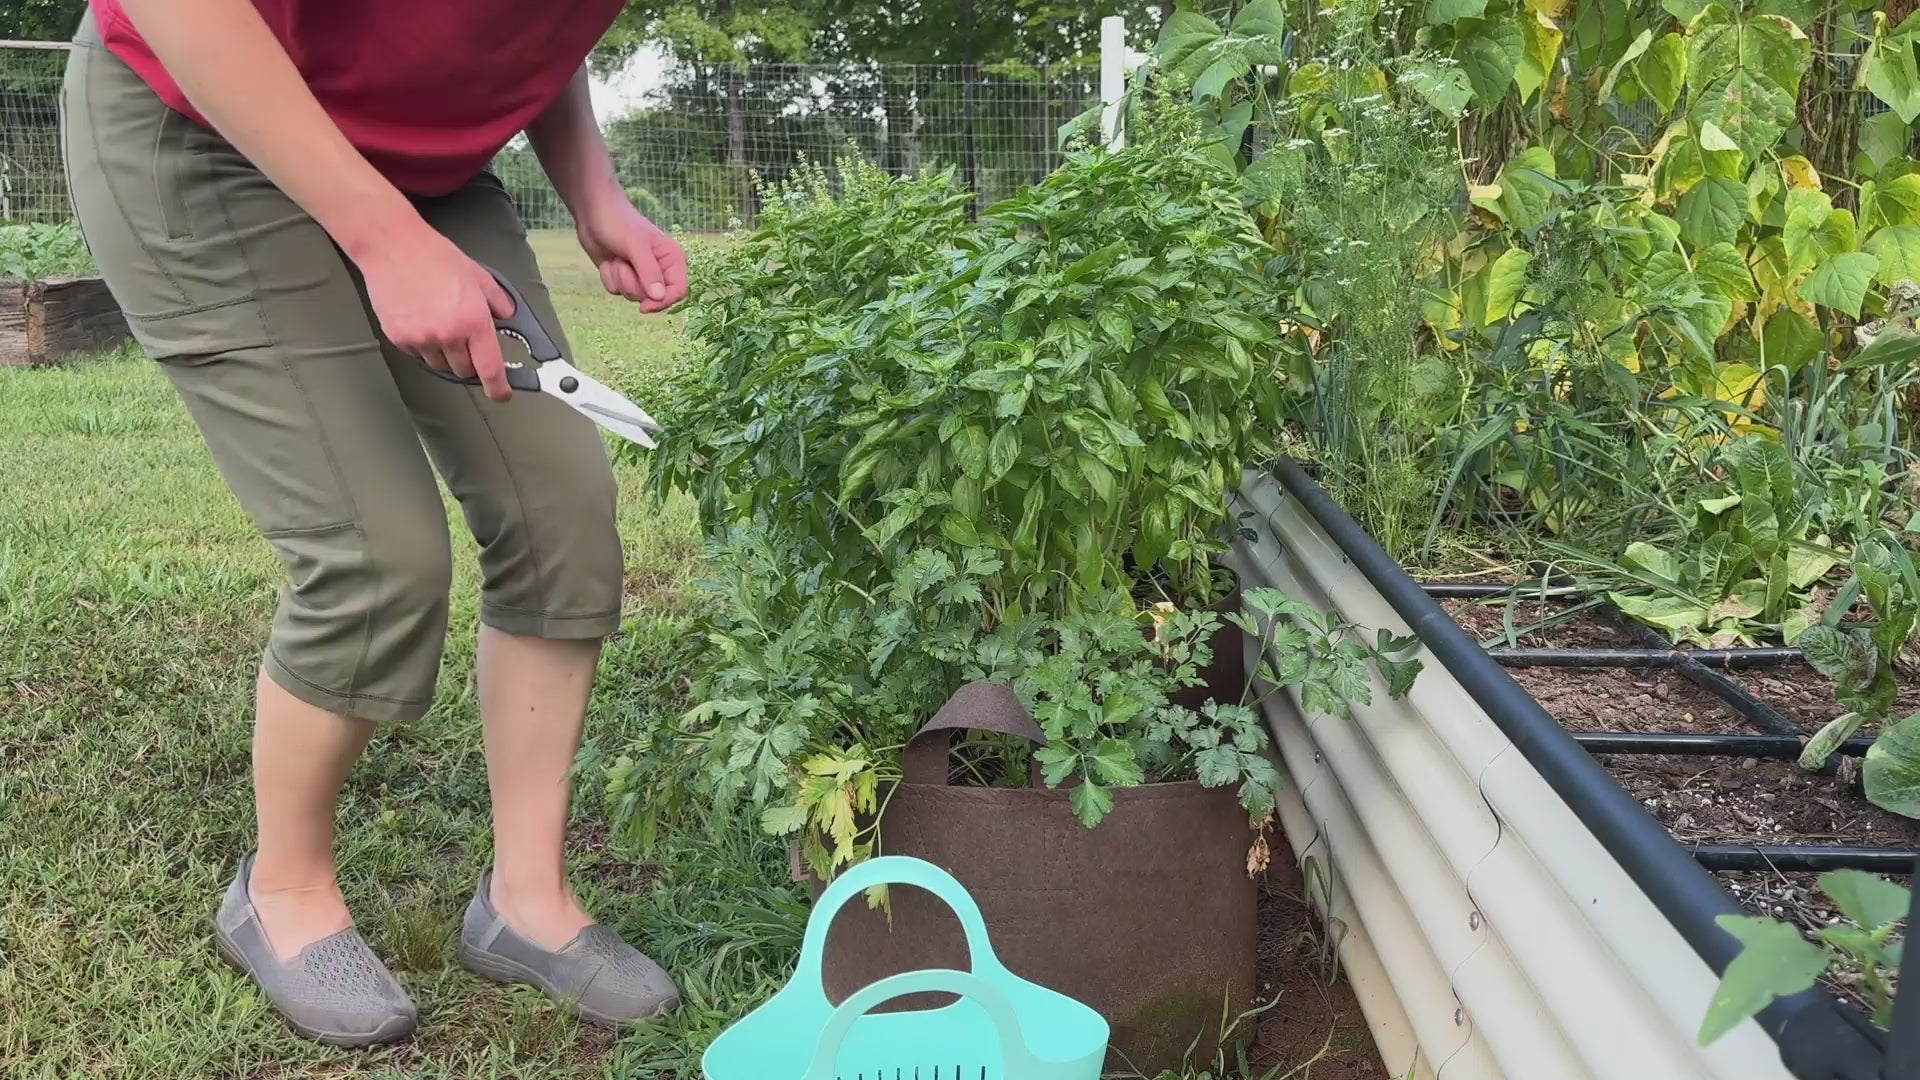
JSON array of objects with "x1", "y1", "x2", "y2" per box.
[{"x1": 703, "y1": 856, "x2": 1109, "y2": 1080}]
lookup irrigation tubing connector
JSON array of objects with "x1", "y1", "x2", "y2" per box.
[
  {"x1": 1683, "y1": 844, "x2": 1920, "y2": 874},
  {"x1": 1488, "y1": 646, "x2": 1805, "y2": 669},
  {"x1": 1618, "y1": 621, "x2": 1809, "y2": 742},
  {"x1": 1573, "y1": 732, "x2": 1874, "y2": 759},
  {"x1": 1268, "y1": 458, "x2": 1888, "y2": 1080}
]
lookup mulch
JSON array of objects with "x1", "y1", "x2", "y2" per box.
[
  {"x1": 1251, "y1": 857, "x2": 1386, "y2": 1079},
  {"x1": 1209, "y1": 594, "x2": 1908, "y2": 1075},
  {"x1": 1442, "y1": 595, "x2": 1916, "y2": 1017}
]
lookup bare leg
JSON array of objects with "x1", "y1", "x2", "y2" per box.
[
  {"x1": 249, "y1": 671, "x2": 374, "y2": 961},
  {"x1": 478, "y1": 627, "x2": 601, "y2": 949}
]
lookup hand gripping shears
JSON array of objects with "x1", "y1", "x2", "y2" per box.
[{"x1": 422, "y1": 266, "x2": 663, "y2": 449}]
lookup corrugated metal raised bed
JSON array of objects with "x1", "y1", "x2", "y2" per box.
[{"x1": 1225, "y1": 461, "x2": 1892, "y2": 1080}]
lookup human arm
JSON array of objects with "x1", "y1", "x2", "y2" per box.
[
  {"x1": 527, "y1": 65, "x2": 688, "y2": 314},
  {"x1": 113, "y1": 0, "x2": 519, "y2": 399}
]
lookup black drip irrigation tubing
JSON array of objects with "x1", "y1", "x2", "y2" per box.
[
  {"x1": 1684, "y1": 844, "x2": 1920, "y2": 874},
  {"x1": 1573, "y1": 732, "x2": 1875, "y2": 759},
  {"x1": 1487, "y1": 645, "x2": 1804, "y2": 669},
  {"x1": 1270, "y1": 459, "x2": 1892, "y2": 1079}
]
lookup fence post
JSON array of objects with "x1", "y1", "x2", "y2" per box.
[
  {"x1": 1100, "y1": 16, "x2": 1126, "y2": 149},
  {"x1": 962, "y1": 0, "x2": 980, "y2": 218}
]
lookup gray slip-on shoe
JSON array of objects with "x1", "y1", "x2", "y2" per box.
[
  {"x1": 212, "y1": 852, "x2": 417, "y2": 1048},
  {"x1": 457, "y1": 869, "x2": 679, "y2": 1026}
]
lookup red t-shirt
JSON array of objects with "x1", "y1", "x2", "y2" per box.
[{"x1": 90, "y1": 0, "x2": 625, "y2": 195}]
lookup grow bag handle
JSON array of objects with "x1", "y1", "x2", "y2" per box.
[{"x1": 901, "y1": 681, "x2": 1048, "y2": 787}]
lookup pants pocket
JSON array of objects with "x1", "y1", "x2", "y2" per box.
[{"x1": 61, "y1": 41, "x2": 331, "y2": 363}]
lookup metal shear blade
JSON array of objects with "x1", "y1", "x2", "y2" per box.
[{"x1": 536, "y1": 360, "x2": 662, "y2": 449}]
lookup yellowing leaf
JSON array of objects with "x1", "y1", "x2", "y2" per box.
[
  {"x1": 1708, "y1": 361, "x2": 1767, "y2": 422},
  {"x1": 1780, "y1": 155, "x2": 1822, "y2": 191},
  {"x1": 1516, "y1": 10, "x2": 1564, "y2": 103},
  {"x1": 1485, "y1": 248, "x2": 1533, "y2": 321}
]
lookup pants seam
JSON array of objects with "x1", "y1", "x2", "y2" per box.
[
  {"x1": 483, "y1": 601, "x2": 622, "y2": 620},
  {"x1": 460, "y1": 385, "x2": 551, "y2": 619},
  {"x1": 126, "y1": 295, "x2": 258, "y2": 321},
  {"x1": 206, "y1": 167, "x2": 384, "y2": 705},
  {"x1": 266, "y1": 646, "x2": 433, "y2": 707},
  {"x1": 260, "y1": 520, "x2": 357, "y2": 540}
]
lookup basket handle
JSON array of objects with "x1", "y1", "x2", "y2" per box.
[
  {"x1": 796, "y1": 856, "x2": 1002, "y2": 992},
  {"x1": 801, "y1": 969, "x2": 1040, "y2": 1080}
]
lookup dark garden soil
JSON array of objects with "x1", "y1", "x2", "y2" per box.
[
  {"x1": 1439, "y1": 596, "x2": 1917, "y2": 1011},
  {"x1": 1251, "y1": 857, "x2": 1387, "y2": 1079}
]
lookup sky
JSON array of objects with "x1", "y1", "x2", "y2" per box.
[{"x1": 591, "y1": 46, "x2": 671, "y2": 122}]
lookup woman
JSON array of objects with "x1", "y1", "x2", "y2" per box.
[{"x1": 60, "y1": 0, "x2": 687, "y2": 1047}]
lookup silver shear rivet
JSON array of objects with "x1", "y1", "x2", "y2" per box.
[
  {"x1": 1468, "y1": 911, "x2": 1481, "y2": 930},
  {"x1": 559, "y1": 376, "x2": 579, "y2": 393}
]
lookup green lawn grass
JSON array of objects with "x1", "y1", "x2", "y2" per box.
[{"x1": 0, "y1": 232, "x2": 800, "y2": 1078}]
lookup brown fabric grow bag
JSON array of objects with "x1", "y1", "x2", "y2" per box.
[{"x1": 810, "y1": 682, "x2": 1258, "y2": 1074}]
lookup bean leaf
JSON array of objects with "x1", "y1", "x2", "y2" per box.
[
  {"x1": 1698, "y1": 915, "x2": 1830, "y2": 1045},
  {"x1": 1818, "y1": 868, "x2": 1913, "y2": 931}
]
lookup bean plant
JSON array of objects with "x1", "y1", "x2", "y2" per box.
[{"x1": 1701, "y1": 869, "x2": 1910, "y2": 1045}]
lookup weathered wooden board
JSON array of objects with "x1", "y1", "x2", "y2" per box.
[{"x1": 0, "y1": 276, "x2": 130, "y2": 367}]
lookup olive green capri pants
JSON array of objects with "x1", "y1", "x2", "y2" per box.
[{"x1": 60, "y1": 17, "x2": 624, "y2": 723}]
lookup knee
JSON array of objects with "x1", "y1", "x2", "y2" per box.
[
  {"x1": 480, "y1": 478, "x2": 624, "y2": 637},
  {"x1": 267, "y1": 518, "x2": 453, "y2": 719},
  {"x1": 276, "y1": 519, "x2": 453, "y2": 625},
  {"x1": 374, "y1": 530, "x2": 456, "y2": 624}
]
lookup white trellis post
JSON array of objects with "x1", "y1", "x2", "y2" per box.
[{"x1": 1100, "y1": 16, "x2": 1127, "y2": 149}]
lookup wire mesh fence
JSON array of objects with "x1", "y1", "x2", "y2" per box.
[
  {"x1": 0, "y1": 38, "x2": 1904, "y2": 234},
  {"x1": 0, "y1": 42, "x2": 1104, "y2": 234},
  {"x1": 499, "y1": 61, "x2": 1104, "y2": 234},
  {"x1": 0, "y1": 45, "x2": 72, "y2": 225}
]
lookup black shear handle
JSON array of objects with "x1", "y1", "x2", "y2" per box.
[{"x1": 420, "y1": 265, "x2": 561, "y2": 393}]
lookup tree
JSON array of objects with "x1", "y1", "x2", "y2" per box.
[
  {"x1": 595, "y1": 0, "x2": 1163, "y2": 68},
  {"x1": 0, "y1": 0, "x2": 87, "y2": 41}
]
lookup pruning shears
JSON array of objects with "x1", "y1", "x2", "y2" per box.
[{"x1": 422, "y1": 266, "x2": 663, "y2": 450}]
